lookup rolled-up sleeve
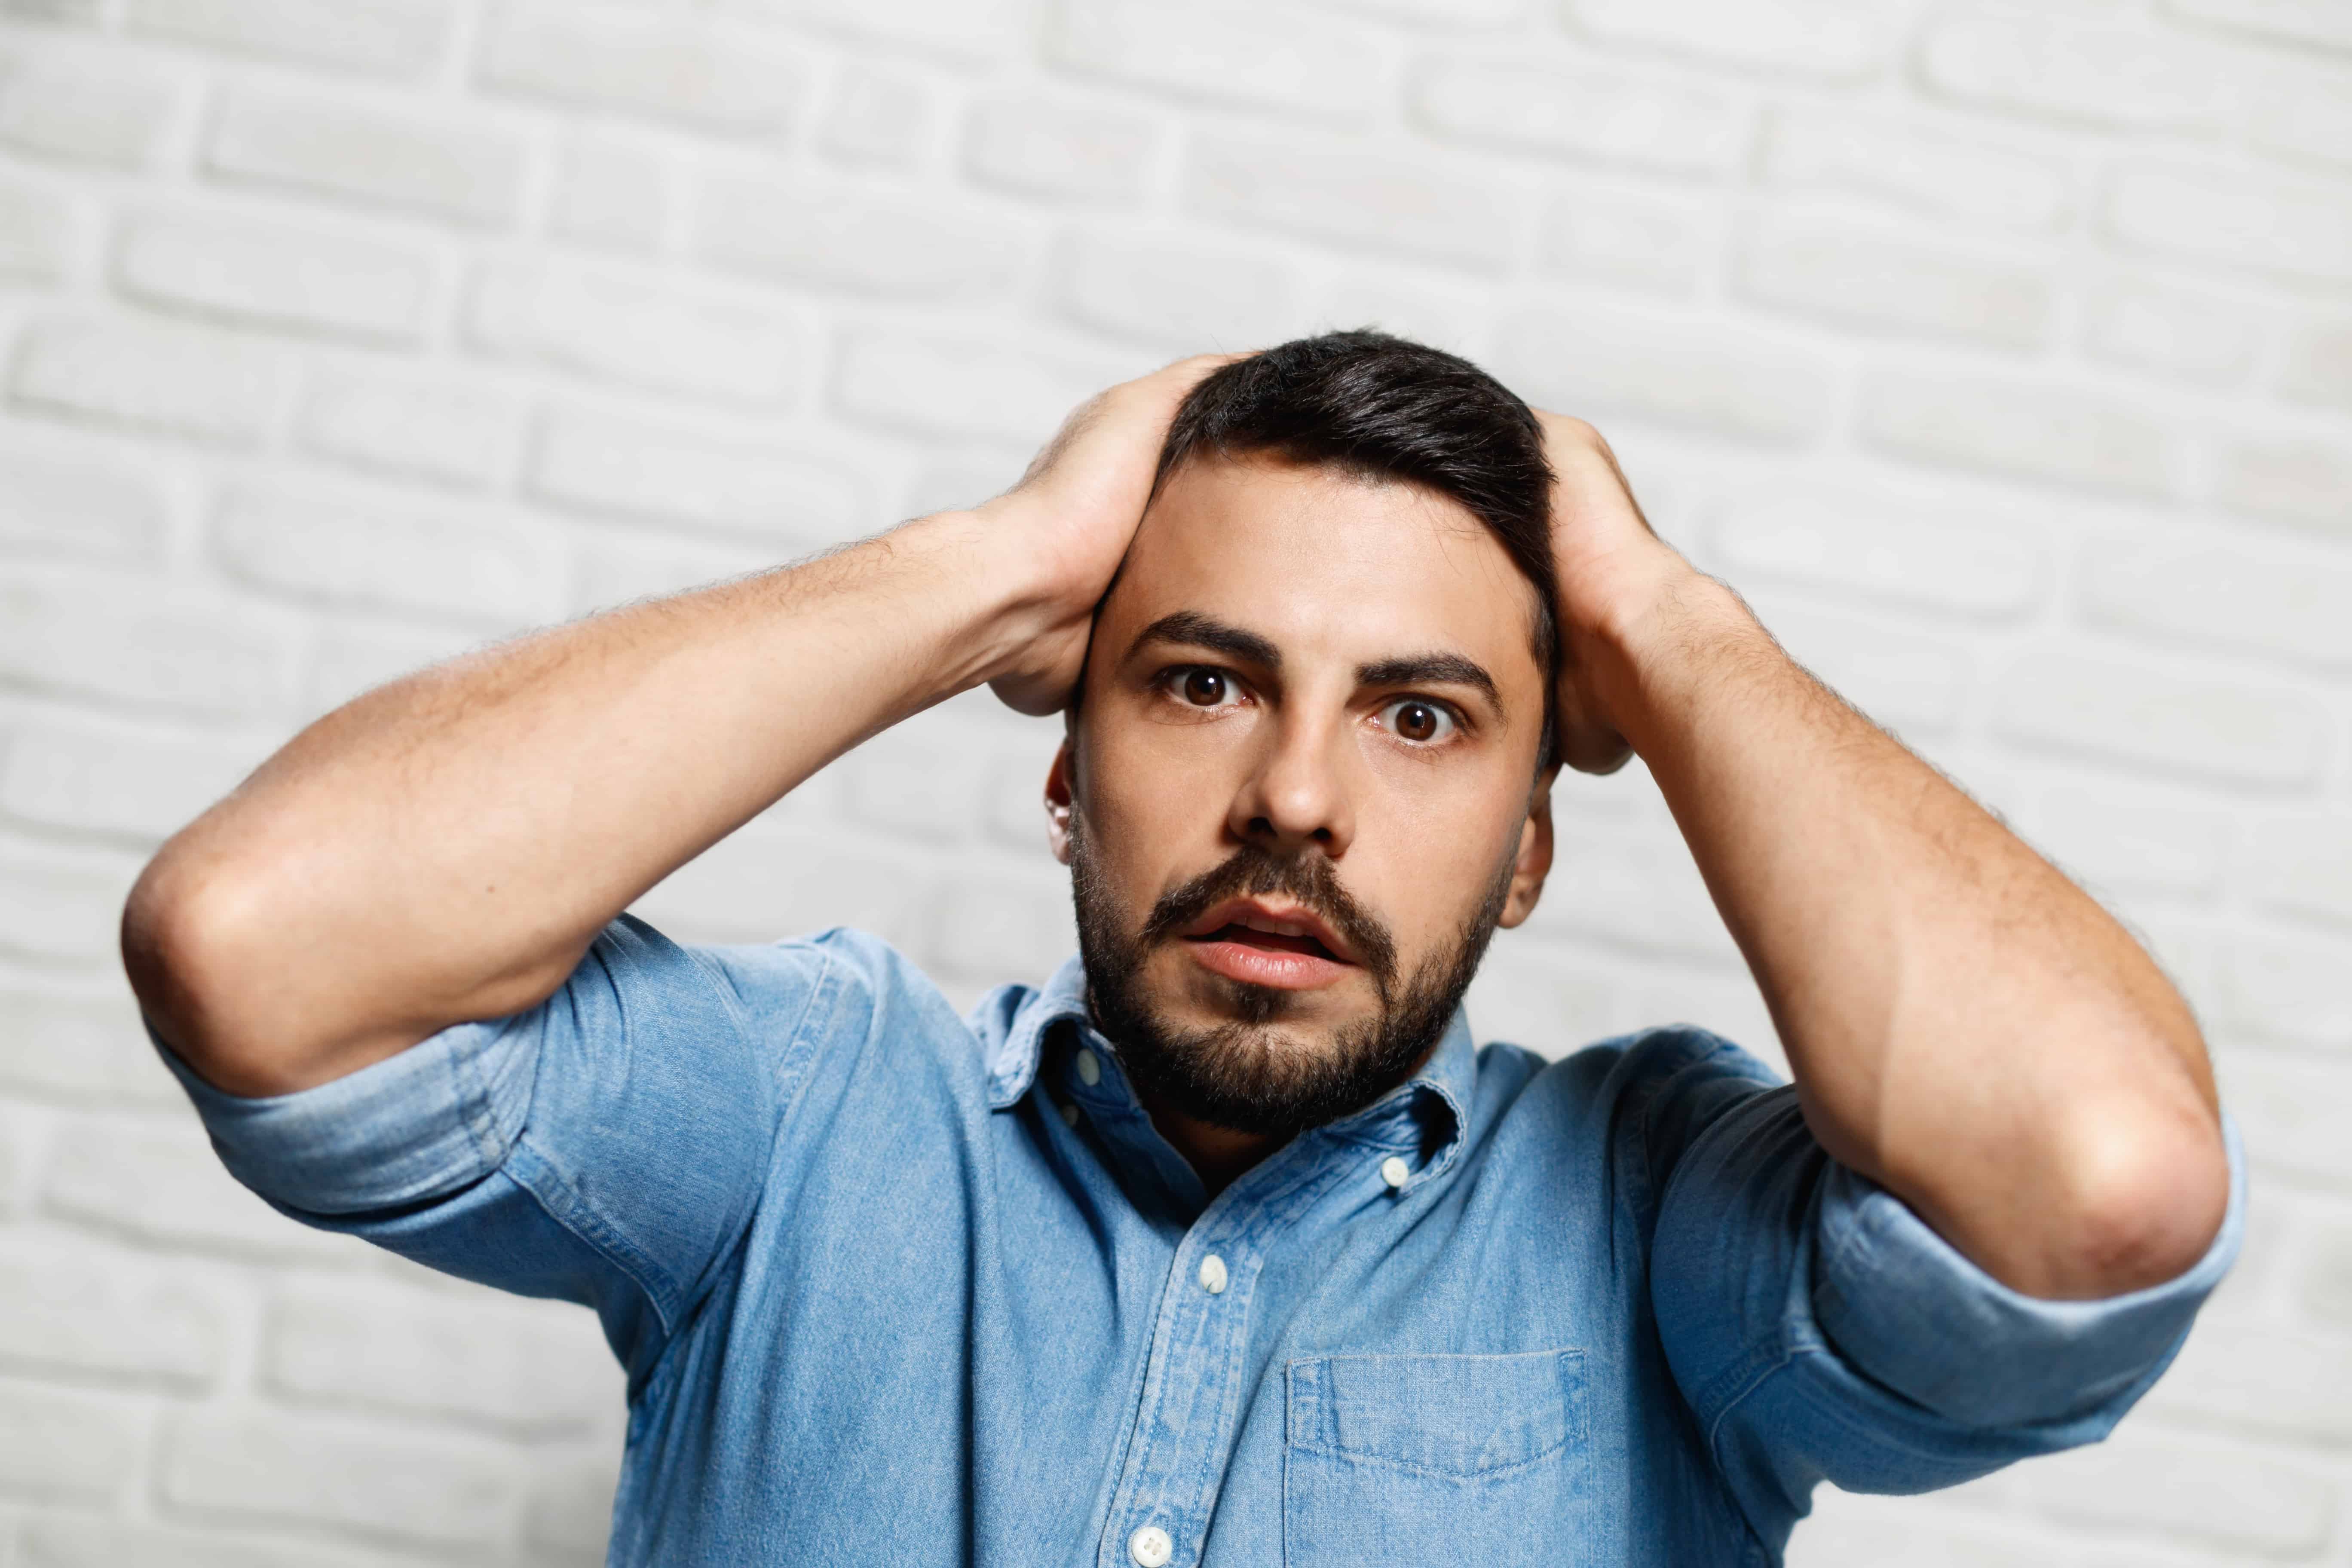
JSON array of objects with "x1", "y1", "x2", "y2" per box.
[{"x1": 1638, "y1": 1030, "x2": 2244, "y2": 1546}]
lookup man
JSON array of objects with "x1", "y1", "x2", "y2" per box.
[{"x1": 126, "y1": 334, "x2": 2238, "y2": 1566}]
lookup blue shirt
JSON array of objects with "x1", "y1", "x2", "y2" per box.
[{"x1": 166, "y1": 919, "x2": 2243, "y2": 1567}]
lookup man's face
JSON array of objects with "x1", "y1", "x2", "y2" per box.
[{"x1": 1051, "y1": 454, "x2": 1556, "y2": 1136}]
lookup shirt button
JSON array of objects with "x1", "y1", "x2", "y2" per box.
[
  {"x1": 1060, "y1": 1102, "x2": 1080, "y2": 1127},
  {"x1": 1198, "y1": 1253, "x2": 1228, "y2": 1294},
  {"x1": 1128, "y1": 1525, "x2": 1173, "y2": 1567},
  {"x1": 1075, "y1": 1047, "x2": 1102, "y2": 1087},
  {"x1": 1381, "y1": 1155, "x2": 1411, "y2": 1190}
]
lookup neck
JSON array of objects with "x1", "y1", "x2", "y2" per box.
[{"x1": 1130, "y1": 1082, "x2": 1288, "y2": 1202}]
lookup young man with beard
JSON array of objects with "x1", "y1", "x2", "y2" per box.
[{"x1": 126, "y1": 334, "x2": 2238, "y2": 1566}]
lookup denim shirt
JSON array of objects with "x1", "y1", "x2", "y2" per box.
[{"x1": 165, "y1": 919, "x2": 2243, "y2": 1568}]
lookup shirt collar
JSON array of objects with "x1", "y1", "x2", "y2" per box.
[{"x1": 980, "y1": 955, "x2": 1475, "y2": 1181}]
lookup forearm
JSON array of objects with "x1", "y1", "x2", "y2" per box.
[
  {"x1": 1594, "y1": 573, "x2": 2225, "y2": 1298},
  {"x1": 126, "y1": 508, "x2": 1048, "y2": 1094}
]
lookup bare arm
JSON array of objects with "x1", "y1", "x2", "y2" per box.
[
  {"x1": 124, "y1": 358, "x2": 1223, "y2": 1097},
  {"x1": 1540, "y1": 415, "x2": 2227, "y2": 1302}
]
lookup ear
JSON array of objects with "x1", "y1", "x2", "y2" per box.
[
  {"x1": 1044, "y1": 739, "x2": 1076, "y2": 866},
  {"x1": 1497, "y1": 772, "x2": 1555, "y2": 929}
]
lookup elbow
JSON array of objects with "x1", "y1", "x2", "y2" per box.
[
  {"x1": 2044, "y1": 1101, "x2": 2230, "y2": 1300},
  {"x1": 121, "y1": 837, "x2": 287, "y2": 1093}
]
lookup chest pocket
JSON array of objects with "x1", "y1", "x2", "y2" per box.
[{"x1": 1283, "y1": 1349, "x2": 1592, "y2": 1568}]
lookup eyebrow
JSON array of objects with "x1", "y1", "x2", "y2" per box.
[
  {"x1": 1356, "y1": 653, "x2": 1502, "y2": 710},
  {"x1": 1125, "y1": 611, "x2": 1281, "y2": 671}
]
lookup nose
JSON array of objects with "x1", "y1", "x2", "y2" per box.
[{"x1": 1226, "y1": 704, "x2": 1355, "y2": 859}]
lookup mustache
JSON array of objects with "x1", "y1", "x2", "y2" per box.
[{"x1": 1136, "y1": 847, "x2": 1398, "y2": 990}]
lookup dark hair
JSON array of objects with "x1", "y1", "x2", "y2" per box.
[{"x1": 1152, "y1": 329, "x2": 1559, "y2": 769}]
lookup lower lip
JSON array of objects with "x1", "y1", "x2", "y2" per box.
[{"x1": 1183, "y1": 937, "x2": 1355, "y2": 990}]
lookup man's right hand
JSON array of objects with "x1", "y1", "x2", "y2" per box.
[{"x1": 980, "y1": 354, "x2": 1234, "y2": 716}]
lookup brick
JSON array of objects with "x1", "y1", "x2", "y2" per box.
[
  {"x1": 18, "y1": 1517, "x2": 413, "y2": 1568},
  {"x1": 528, "y1": 403, "x2": 866, "y2": 546},
  {"x1": 1490, "y1": 306, "x2": 1834, "y2": 445},
  {"x1": 468, "y1": 257, "x2": 807, "y2": 405},
  {"x1": 2104, "y1": 158, "x2": 2352, "y2": 286},
  {"x1": 839, "y1": 717, "x2": 1001, "y2": 846},
  {"x1": 0, "y1": 716, "x2": 262, "y2": 840},
  {"x1": 1317, "y1": 272, "x2": 1483, "y2": 355},
  {"x1": 523, "y1": 1452, "x2": 622, "y2": 1562},
  {"x1": 2214, "y1": 436, "x2": 2352, "y2": 533},
  {"x1": 694, "y1": 170, "x2": 1028, "y2": 301},
  {"x1": 2080, "y1": 533, "x2": 2352, "y2": 670},
  {"x1": 0, "y1": 1383, "x2": 142, "y2": 1503},
  {"x1": 2221, "y1": 926, "x2": 2352, "y2": 1047},
  {"x1": 1856, "y1": 368, "x2": 2178, "y2": 499},
  {"x1": 834, "y1": 329, "x2": 1106, "y2": 443},
  {"x1": 817, "y1": 62, "x2": 940, "y2": 169},
  {"x1": 1057, "y1": 227, "x2": 1302, "y2": 350},
  {"x1": 126, "y1": 0, "x2": 453, "y2": 75},
  {"x1": 2296, "y1": 1215, "x2": 2352, "y2": 1329},
  {"x1": 11, "y1": 315, "x2": 288, "y2": 446},
  {"x1": 2033, "y1": 785, "x2": 2227, "y2": 898},
  {"x1": 0, "y1": 0, "x2": 100, "y2": 19},
  {"x1": 1187, "y1": 130, "x2": 1516, "y2": 274},
  {"x1": 0, "y1": 570, "x2": 298, "y2": 717},
  {"x1": 570, "y1": 528, "x2": 773, "y2": 617},
  {"x1": 205, "y1": 83, "x2": 527, "y2": 227},
  {"x1": 0, "y1": 986, "x2": 177, "y2": 1104},
  {"x1": 2245, "y1": 815, "x2": 2352, "y2": 929},
  {"x1": 2247, "y1": 59, "x2": 2352, "y2": 172},
  {"x1": 1789, "y1": 1496, "x2": 2068, "y2": 1568},
  {"x1": 1051, "y1": 0, "x2": 1392, "y2": 121},
  {"x1": 476, "y1": 2, "x2": 808, "y2": 136},
  {"x1": 113, "y1": 208, "x2": 436, "y2": 344},
  {"x1": 1744, "y1": 595, "x2": 1973, "y2": 735},
  {"x1": 1760, "y1": 107, "x2": 2073, "y2": 234},
  {"x1": 927, "y1": 869, "x2": 1077, "y2": 983},
  {"x1": 2165, "y1": 0, "x2": 2352, "y2": 53},
  {"x1": 0, "y1": 842, "x2": 138, "y2": 966},
  {"x1": 1411, "y1": 56, "x2": 1748, "y2": 176},
  {"x1": 2020, "y1": 1422, "x2": 2332, "y2": 1555},
  {"x1": 1524, "y1": 820, "x2": 1739, "y2": 964},
  {"x1": 2279, "y1": 317, "x2": 2352, "y2": 411},
  {"x1": 904, "y1": 446, "x2": 1031, "y2": 521},
  {"x1": 160, "y1": 1410, "x2": 517, "y2": 1547},
  {"x1": 715, "y1": 0, "x2": 1028, "y2": 60},
  {"x1": 2146, "y1": 1319, "x2": 2352, "y2": 1443},
  {"x1": 631, "y1": 825, "x2": 933, "y2": 949},
  {"x1": 42, "y1": 1114, "x2": 358, "y2": 1261},
  {"x1": 1562, "y1": 0, "x2": 1894, "y2": 83},
  {"x1": 1707, "y1": 490, "x2": 2046, "y2": 620},
  {"x1": 214, "y1": 484, "x2": 567, "y2": 628},
  {"x1": 1462, "y1": 940, "x2": 1622, "y2": 1060},
  {"x1": 295, "y1": 366, "x2": 525, "y2": 489},
  {"x1": 305, "y1": 619, "x2": 480, "y2": 715},
  {"x1": 1533, "y1": 185, "x2": 1709, "y2": 294},
  {"x1": 0, "y1": 434, "x2": 169, "y2": 563},
  {"x1": 0, "y1": 50, "x2": 181, "y2": 168},
  {"x1": 265, "y1": 1281, "x2": 611, "y2": 1431},
  {"x1": 0, "y1": 175, "x2": 77, "y2": 281},
  {"x1": 1302, "y1": 0, "x2": 1523, "y2": 19},
  {"x1": 963, "y1": 93, "x2": 1160, "y2": 204},
  {"x1": 1989, "y1": 647, "x2": 2327, "y2": 787},
  {"x1": 2081, "y1": 275, "x2": 2264, "y2": 385},
  {"x1": 0, "y1": 1232, "x2": 230, "y2": 1389},
  {"x1": 1734, "y1": 211, "x2": 2052, "y2": 350},
  {"x1": 2227, "y1": 1050, "x2": 2352, "y2": 1185},
  {"x1": 1919, "y1": 7, "x2": 2224, "y2": 130},
  {"x1": 550, "y1": 130, "x2": 669, "y2": 254}
]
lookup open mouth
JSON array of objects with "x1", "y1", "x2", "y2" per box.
[{"x1": 1185, "y1": 923, "x2": 1342, "y2": 962}]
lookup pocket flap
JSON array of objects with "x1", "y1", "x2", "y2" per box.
[{"x1": 1286, "y1": 1348, "x2": 1586, "y2": 1479}]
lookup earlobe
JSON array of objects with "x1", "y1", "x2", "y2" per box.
[
  {"x1": 1044, "y1": 741, "x2": 1076, "y2": 866},
  {"x1": 1498, "y1": 776, "x2": 1556, "y2": 929}
]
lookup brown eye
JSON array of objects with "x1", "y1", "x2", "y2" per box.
[
  {"x1": 1181, "y1": 668, "x2": 1228, "y2": 706},
  {"x1": 1379, "y1": 698, "x2": 1456, "y2": 744}
]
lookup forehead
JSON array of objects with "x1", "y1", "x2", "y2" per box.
[{"x1": 1099, "y1": 455, "x2": 1545, "y2": 682}]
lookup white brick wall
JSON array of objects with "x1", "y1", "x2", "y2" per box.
[{"x1": 0, "y1": 2, "x2": 2343, "y2": 1563}]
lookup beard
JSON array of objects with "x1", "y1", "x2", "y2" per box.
[{"x1": 1069, "y1": 815, "x2": 1515, "y2": 1138}]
